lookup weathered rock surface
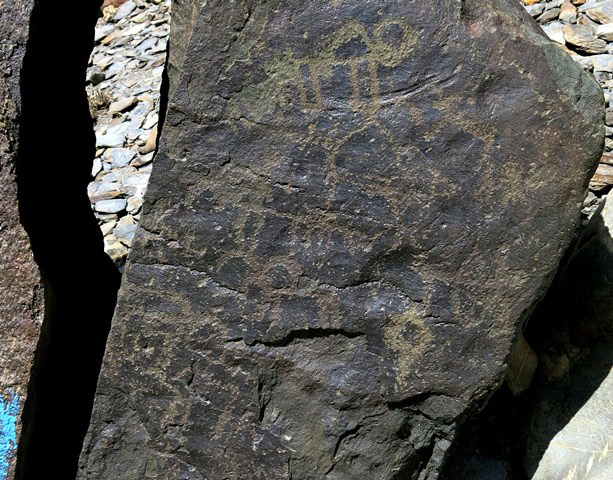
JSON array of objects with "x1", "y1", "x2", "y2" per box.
[
  {"x1": 0, "y1": 2, "x2": 41, "y2": 478},
  {"x1": 520, "y1": 0, "x2": 613, "y2": 221},
  {"x1": 80, "y1": 1, "x2": 603, "y2": 478}
]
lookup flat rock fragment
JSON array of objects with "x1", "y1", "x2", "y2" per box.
[
  {"x1": 543, "y1": 21, "x2": 566, "y2": 43},
  {"x1": 560, "y1": 0, "x2": 578, "y2": 23},
  {"x1": 590, "y1": 163, "x2": 613, "y2": 189},
  {"x1": 563, "y1": 23, "x2": 608, "y2": 52},
  {"x1": 581, "y1": 0, "x2": 613, "y2": 24},
  {"x1": 79, "y1": 1, "x2": 603, "y2": 479}
]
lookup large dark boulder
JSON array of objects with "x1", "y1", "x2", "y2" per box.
[{"x1": 79, "y1": 0, "x2": 603, "y2": 478}]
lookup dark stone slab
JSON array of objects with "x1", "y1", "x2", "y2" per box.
[{"x1": 79, "y1": 1, "x2": 603, "y2": 478}]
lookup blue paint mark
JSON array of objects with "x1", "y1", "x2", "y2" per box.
[{"x1": 0, "y1": 391, "x2": 19, "y2": 480}]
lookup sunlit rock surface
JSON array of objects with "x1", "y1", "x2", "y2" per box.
[{"x1": 79, "y1": 1, "x2": 603, "y2": 478}]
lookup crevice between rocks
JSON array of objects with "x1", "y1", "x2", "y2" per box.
[
  {"x1": 245, "y1": 328, "x2": 366, "y2": 348},
  {"x1": 87, "y1": 0, "x2": 171, "y2": 268},
  {"x1": 13, "y1": 0, "x2": 121, "y2": 478}
]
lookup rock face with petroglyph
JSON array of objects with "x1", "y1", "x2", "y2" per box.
[{"x1": 79, "y1": 0, "x2": 603, "y2": 478}]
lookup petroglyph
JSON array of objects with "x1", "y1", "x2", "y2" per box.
[
  {"x1": 226, "y1": 18, "x2": 419, "y2": 120},
  {"x1": 384, "y1": 310, "x2": 434, "y2": 392}
]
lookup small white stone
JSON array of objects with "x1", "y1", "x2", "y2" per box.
[
  {"x1": 91, "y1": 158, "x2": 102, "y2": 177},
  {"x1": 103, "y1": 148, "x2": 137, "y2": 167},
  {"x1": 596, "y1": 23, "x2": 613, "y2": 41},
  {"x1": 591, "y1": 54, "x2": 613, "y2": 72},
  {"x1": 127, "y1": 195, "x2": 143, "y2": 214},
  {"x1": 114, "y1": 1, "x2": 137, "y2": 22},
  {"x1": 542, "y1": 22, "x2": 565, "y2": 45},
  {"x1": 108, "y1": 96, "x2": 137, "y2": 114},
  {"x1": 96, "y1": 132, "x2": 125, "y2": 148},
  {"x1": 100, "y1": 220, "x2": 117, "y2": 236},
  {"x1": 95, "y1": 198, "x2": 127, "y2": 214}
]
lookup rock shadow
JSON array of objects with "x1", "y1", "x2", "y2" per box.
[{"x1": 441, "y1": 198, "x2": 613, "y2": 479}]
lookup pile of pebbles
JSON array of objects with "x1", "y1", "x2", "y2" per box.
[
  {"x1": 86, "y1": 0, "x2": 170, "y2": 267},
  {"x1": 521, "y1": 0, "x2": 613, "y2": 221}
]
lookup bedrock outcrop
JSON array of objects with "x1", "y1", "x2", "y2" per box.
[
  {"x1": 0, "y1": 2, "x2": 41, "y2": 478},
  {"x1": 79, "y1": 1, "x2": 603, "y2": 478}
]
